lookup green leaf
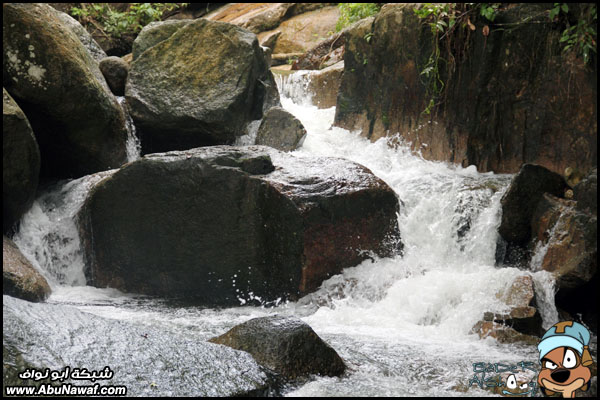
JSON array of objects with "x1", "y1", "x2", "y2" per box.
[
  {"x1": 420, "y1": 66, "x2": 434, "y2": 76},
  {"x1": 561, "y1": 4, "x2": 569, "y2": 13}
]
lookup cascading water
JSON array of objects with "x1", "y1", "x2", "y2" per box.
[
  {"x1": 117, "y1": 96, "x2": 142, "y2": 162},
  {"x1": 9, "y1": 70, "x2": 575, "y2": 396}
]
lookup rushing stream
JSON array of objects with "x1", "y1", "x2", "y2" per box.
[{"x1": 9, "y1": 71, "x2": 577, "y2": 396}]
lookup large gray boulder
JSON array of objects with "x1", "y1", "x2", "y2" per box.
[
  {"x1": 3, "y1": 296, "x2": 276, "y2": 396},
  {"x1": 52, "y1": 9, "x2": 107, "y2": 63},
  {"x1": 255, "y1": 107, "x2": 307, "y2": 151},
  {"x1": 78, "y1": 146, "x2": 402, "y2": 304},
  {"x1": 126, "y1": 19, "x2": 280, "y2": 154},
  {"x1": 3, "y1": 89, "x2": 40, "y2": 232},
  {"x1": 3, "y1": 3, "x2": 128, "y2": 180},
  {"x1": 3, "y1": 236, "x2": 51, "y2": 302},
  {"x1": 131, "y1": 20, "x2": 192, "y2": 60},
  {"x1": 210, "y1": 315, "x2": 346, "y2": 379}
]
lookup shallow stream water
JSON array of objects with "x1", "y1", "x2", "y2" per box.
[{"x1": 10, "y1": 70, "x2": 574, "y2": 396}]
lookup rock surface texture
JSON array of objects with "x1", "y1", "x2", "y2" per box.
[
  {"x1": 3, "y1": 236, "x2": 51, "y2": 302},
  {"x1": 131, "y1": 20, "x2": 192, "y2": 60},
  {"x1": 499, "y1": 165, "x2": 597, "y2": 331},
  {"x1": 256, "y1": 107, "x2": 307, "y2": 151},
  {"x1": 335, "y1": 4, "x2": 597, "y2": 175},
  {"x1": 210, "y1": 315, "x2": 346, "y2": 379},
  {"x1": 79, "y1": 146, "x2": 402, "y2": 305},
  {"x1": 3, "y1": 89, "x2": 40, "y2": 233},
  {"x1": 3, "y1": 3, "x2": 128, "y2": 180},
  {"x1": 126, "y1": 18, "x2": 280, "y2": 154},
  {"x1": 3, "y1": 296, "x2": 275, "y2": 396},
  {"x1": 98, "y1": 56, "x2": 129, "y2": 96}
]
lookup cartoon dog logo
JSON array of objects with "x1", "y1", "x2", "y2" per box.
[
  {"x1": 537, "y1": 321, "x2": 593, "y2": 398},
  {"x1": 501, "y1": 373, "x2": 537, "y2": 396}
]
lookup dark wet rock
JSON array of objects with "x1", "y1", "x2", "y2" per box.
[
  {"x1": 78, "y1": 146, "x2": 402, "y2": 304},
  {"x1": 3, "y1": 3, "x2": 128, "y2": 180},
  {"x1": 3, "y1": 236, "x2": 51, "y2": 302},
  {"x1": 3, "y1": 295, "x2": 276, "y2": 396},
  {"x1": 126, "y1": 19, "x2": 280, "y2": 154},
  {"x1": 131, "y1": 20, "x2": 192, "y2": 61},
  {"x1": 99, "y1": 56, "x2": 129, "y2": 96},
  {"x1": 256, "y1": 107, "x2": 307, "y2": 151},
  {"x1": 497, "y1": 164, "x2": 567, "y2": 266},
  {"x1": 530, "y1": 193, "x2": 597, "y2": 330},
  {"x1": 3, "y1": 89, "x2": 40, "y2": 233},
  {"x1": 209, "y1": 315, "x2": 346, "y2": 379},
  {"x1": 574, "y1": 168, "x2": 597, "y2": 215},
  {"x1": 334, "y1": 4, "x2": 597, "y2": 175},
  {"x1": 53, "y1": 9, "x2": 107, "y2": 62}
]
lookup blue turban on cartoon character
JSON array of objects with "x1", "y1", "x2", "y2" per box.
[{"x1": 537, "y1": 321, "x2": 593, "y2": 398}]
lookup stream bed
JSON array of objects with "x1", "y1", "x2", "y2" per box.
[{"x1": 8, "y1": 71, "x2": 579, "y2": 397}]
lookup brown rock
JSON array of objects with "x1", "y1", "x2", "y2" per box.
[
  {"x1": 484, "y1": 274, "x2": 543, "y2": 337},
  {"x1": 260, "y1": 30, "x2": 281, "y2": 51},
  {"x1": 307, "y1": 61, "x2": 344, "y2": 108},
  {"x1": 532, "y1": 194, "x2": 596, "y2": 289},
  {"x1": 471, "y1": 321, "x2": 539, "y2": 345},
  {"x1": 3, "y1": 236, "x2": 51, "y2": 302},
  {"x1": 531, "y1": 193, "x2": 597, "y2": 331},
  {"x1": 259, "y1": 6, "x2": 340, "y2": 55},
  {"x1": 204, "y1": 3, "x2": 293, "y2": 34},
  {"x1": 291, "y1": 17, "x2": 370, "y2": 71}
]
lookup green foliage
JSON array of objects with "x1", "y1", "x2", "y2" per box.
[
  {"x1": 71, "y1": 3, "x2": 187, "y2": 38},
  {"x1": 549, "y1": 3, "x2": 569, "y2": 21},
  {"x1": 480, "y1": 3, "x2": 499, "y2": 22},
  {"x1": 336, "y1": 3, "x2": 381, "y2": 32},
  {"x1": 413, "y1": 4, "x2": 476, "y2": 115},
  {"x1": 550, "y1": 4, "x2": 597, "y2": 64}
]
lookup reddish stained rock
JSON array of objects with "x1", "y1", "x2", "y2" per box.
[
  {"x1": 78, "y1": 146, "x2": 402, "y2": 304},
  {"x1": 335, "y1": 4, "x2": 597, "y2": 175},
  {"x1": 476, "y1": 274, "x2": 543, "y2": 339},
  {"x1": 530, "y1": 192, "x2": 597, "y2": 330}
]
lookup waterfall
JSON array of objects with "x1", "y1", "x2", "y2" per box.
[
  {"x1": 9, "y1": 68, "x2": 565, "y2": 397},
  {"x1": 13, "y1": 171, "x2": 115, "y2": 288},
  {"x1": 116, "y1": 96, "x2": 141, "y2": 162}
]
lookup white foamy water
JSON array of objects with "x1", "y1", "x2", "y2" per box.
[
  {"x1": 117, "y1": 96, "x2": 141, "y2": 162},
  {"x1": 10, "y1": 70, "x2": 564, "y2": 396},
  {"x1": 13, "y1": 171, "x2": 115, "y2": 288}
]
